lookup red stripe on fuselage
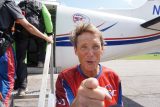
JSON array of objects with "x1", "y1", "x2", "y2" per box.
[{"x1": 104, "y1": 32, "x2": 160, "y2": 40}]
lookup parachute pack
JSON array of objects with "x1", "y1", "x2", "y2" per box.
[{"x1": 18, "y1": 0, "x2": 45, "y2": 33}]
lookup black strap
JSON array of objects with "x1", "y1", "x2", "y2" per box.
[
  {"x1": 0, "y1": 30, "x2": 3, "y2": 37},
  {"x1": 0, "y1": 30, "x2": 14, "y2": 43}
]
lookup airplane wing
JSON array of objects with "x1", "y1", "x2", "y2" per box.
[{"x1": 141, "y1": 16, "x2": 160, "y2": 31}]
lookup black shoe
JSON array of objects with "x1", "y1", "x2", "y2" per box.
[{"x1": 13, "y1": 85, "x2": 19, "y2": 90}]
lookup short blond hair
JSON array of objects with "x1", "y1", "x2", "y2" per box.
[{"x1": 70, "y1": 23, "x2": 104, "y2": 48}]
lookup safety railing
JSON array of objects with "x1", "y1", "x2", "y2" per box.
[
  {"x1": 10, "y1": 43, "x2": 55, "y2": 107},
  {"x1": 38, "y1": 43, "x2": 56, "y2": 107}
]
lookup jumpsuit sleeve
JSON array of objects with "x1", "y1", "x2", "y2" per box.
[
  {"x1": 117, "y1": 81, "x2": 123, "y2": 106},
  {"x1": 56, "y1": 74, "x2": 75, "y2": 107}
]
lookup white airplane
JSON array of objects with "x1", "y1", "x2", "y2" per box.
[
  {"x1": 13, "y1": 0, "x2": 160, "y2": 106},
  {"x1": 16, "y1": 0, "x2": 160, "y2": 69},
  {"x1": 44, "y1": 0, "x2": 159, "y2": 69}
]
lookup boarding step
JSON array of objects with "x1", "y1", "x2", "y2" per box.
[
  {"x1": 12, "y1": 89, "x2": 50, "y2": 99},
  {"x1": 27, "y1": 67, "x2": 43, "y2": 74},
  {"x1": 10, "y1": 90, "x2": 50, "y2": 107},
  {"x1": 27, "y1": 67, "x2": 62, "y2": 74}
]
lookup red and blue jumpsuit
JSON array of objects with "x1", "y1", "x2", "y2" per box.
[
  {"x1": 56, "y1": 64, "x2": 123, "y2": 107},
  {"x1": 0, "y1": 1, "x2": 24, "y2": 106}
]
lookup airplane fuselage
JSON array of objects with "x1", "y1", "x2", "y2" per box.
[{"x1": 55, "y1": 5, "x2": 160, "y2": 68}]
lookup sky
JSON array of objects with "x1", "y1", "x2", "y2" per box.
[{"x1": 58, "y1": 0, "x2": 147, "y2": 9}]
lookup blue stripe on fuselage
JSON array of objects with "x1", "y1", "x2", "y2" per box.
[
  {"x1": 56, "y1": 34, "x2": 160, "y2": 46},
  {"x1": 56, "y1": 37, "x2": 70, "y2": 41}
]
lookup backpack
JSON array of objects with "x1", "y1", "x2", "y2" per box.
[{"x1": 18, "y1": 0, "x2": 45, "y2": 33}]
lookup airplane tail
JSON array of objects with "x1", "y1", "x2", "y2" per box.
[
  {"x1": 101, "y1": 0, "x2": 160, "y2": 30},
  {"x1": 136, "y1": 0, "x2": 160, "y2": 30},
  {"x1": 101, "y1": 0, "x2": 160, "y2": 21},
  {"x1": 133, "y1": 0, "x2": 160, "y2": 20}
]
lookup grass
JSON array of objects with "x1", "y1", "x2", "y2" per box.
[{"x1": 124, "y1": 53, "x2": 160, "y2": 60}]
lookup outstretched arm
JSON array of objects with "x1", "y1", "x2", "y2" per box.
[
  {"x1": 71, "y1": 78, "x2": 112, "y2": 107},
  {"x1": 16, "y1": 18, "x2": 53, "y2": 43}
]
